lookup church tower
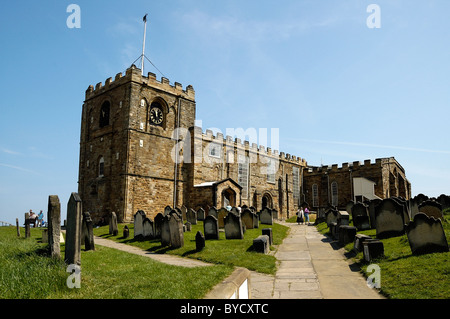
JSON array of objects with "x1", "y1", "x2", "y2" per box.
[{"x1": 78, "y1": 65, "x2": 196, "y2": 222}]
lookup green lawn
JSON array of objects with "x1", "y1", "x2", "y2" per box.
[
  {"x1": 93, "y1": 221, "x2": 289, "y2": 275},
  {"x1": 316, "y1": 209, "x2": 450, "y2": 299}
]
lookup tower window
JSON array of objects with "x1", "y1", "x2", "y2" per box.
[
  {"x1": 331, "y1": 181, "x2": 338, "y2": 206},
  {"x1": 99, "y1": 157, "x2": 105, "y2": 177},
  {"x1": 99, "y1": 101, "x2": 110, "y2": 128},
  {"x1": 312, "y1": 184, "x2": 319, "y2": 207}
]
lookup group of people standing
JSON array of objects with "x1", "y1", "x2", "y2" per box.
[
  {"x1": 27, "y1": 210, "x2": 45, "y2": 227},
  {"x1": 296, "y1": 206, "x2": 310, "y2": 225}
]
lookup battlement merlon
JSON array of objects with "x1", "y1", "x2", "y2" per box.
[{"x1": 85, "y1": 65, "x2": 195, "y2": 101}]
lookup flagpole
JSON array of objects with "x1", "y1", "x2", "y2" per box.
[{"x1": 141, "y1": 14, "x2": 148, "y2": 76}]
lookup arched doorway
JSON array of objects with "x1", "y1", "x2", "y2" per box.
[
  {"x1": 221, "y1": 188, "x2": 236, "y2": 208},
  {"x1": 262, "y1": 193, "x2": 273, "y2": 209}
]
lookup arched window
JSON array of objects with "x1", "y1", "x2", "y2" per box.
[
  {"x1": 99, "y1": 101, "x2": 110, "y2": 128},
  {"x1": 331, "y1": 181, "x2": 338, "y2": 206},
  {"x1": 98, "y1": 157, "x2": 105, "y2": 177},
  {"x1": 312, "y1": 184, "x2": 319, "y2": 207}
]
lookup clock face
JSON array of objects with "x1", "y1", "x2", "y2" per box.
[{"x1": 150, "y1": 107, "x2": 163, "y2": 125}]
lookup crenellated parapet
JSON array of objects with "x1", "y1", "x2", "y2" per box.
[
  {"x1": 85, "y1": 64, "x2": 195, "y2": 101},
  {"x1": 306, "y1": 157, "x2": 404, "y2": 173}
]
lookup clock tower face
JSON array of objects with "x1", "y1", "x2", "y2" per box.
[{"x1": 149, "y1": 105, "x2": 163, "y2": 125}]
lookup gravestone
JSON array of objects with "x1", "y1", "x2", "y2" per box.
[
  {"x1": 436, "y1": 194, "x2": 450, "y2": 211},
  {"x1": 187, "y1": 208, "x2": 197, "y2": 225},
  {"x1": 47, "y1": 195, "x2": 61, "y2": 259},
  {"x1": 16, "y1": 218, "x2": 20, "y2": 237},
  {"x1": 375, "y1": 198, "x2": 406, "y2": 239},
  {"x1": 185, "y1": 221, "x2": 191, "y2": 232},
  {"x1": 161, "y1": 214, "x2": 184, "y2": 248},
  {"x1": 262, "y1": 228, "x2": 273, "y2": 245},
  {"x1": 142, "y1": 218, "x2": 154, "y2": 238},
  {"x1": 134, "y1": 210, "x2": 146, "y2": 239},
  {"x1": 81, "y1": 211, "x2": 95, "y2": 251},
  {"x1": 208, "y1": 207, "x2": 218, "y2": 219},
  {"x1": 337, "y1": 210, "x2": 349, "y2": 227},
  {"x1": 325, "y1": 209, "x2": 339, "y2": 227},
  {"x1": 24, "y1": 212, "x2": 31, "y2": 238},
  {"x1": 363, "y1": 239, "x2": 384, "y2": 262},
  {"x1": 353, "y1": 234, "x2": 372, "y2": 252},
  {"x1": 197, "y1": 207, "x2": 206, "y2": 221},
  {"x1": 195, "y1": 231, "x2": 205, "y2": 252},
  {"x1": 418, "y1": 200, "x2": 443, "y2": 220},
  {"x1": 181, "y1": 206, "x2": 188, "y2": 221},
  {"x1": 42, "y1": 229, "x2": 48, "y2": 243},
  {"x1": 346, "y1": 200, "x2": 354, "y2": 215},
  {"x1": 164, "y1": 205, "x2": 172, "y2": 216},
  {"x1": 241, "y1": 209, "x2": 256, "y2": 230},
  {"x1": 338, "y1": 225, "x2": 357, "y2": 246},
  {"x1": 65, "y1": 192, "x2": 82, "y2": 265},
  {"x1": 109, "y1": 212, "x2": 118, "y2": 236},
  {"x1": 405, "y1": 213, "x2": 449, "y2": 255},
  {"x1": 153, "y1": 213, "x2": 164, "y2": 239},
  {"x1": 123, "y1": 225, "x2": 130, "y2": 239},
  {"x1": 352, "y1": 202, "x2": 371, "y2": 231},
  {"x1": 253, "y1": 235, "x2": 270, "y2": 254},
  {"x1": 217, "y1": 207, "x2": 228, "y2": 228},
  {"x1": 409, "y1": 193, "x2": 429, "y2": 219},
  {"x1": 368, "y1": 199, "x2": 381, "y2": 229},
  {"x1": 260, "y1": 207, "x2": 273, "y2": 225},
  {"x1": 204, "y1": 215, "x2": 219, "y2": 240},
  {"x1": 224, "y1": 213, "x2": 244, "y2": 240}
]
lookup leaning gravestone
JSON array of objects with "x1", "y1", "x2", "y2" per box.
[
  {"x1": 253, "y1": 235, "x2": 270, "y2": 254},
  {"x1": 224, "y1": 212, "x2": 244, "y2": 240},
  {"x1": 195, "y1": 231, "x2": 205, "y2": 251},
  {"x1": 325, "y1": 209, "x2": 339, "y2": 227},
  {"x1": 375, "y1": 198, "x2": 406, "y2": 239},
  {"x1": 418, "y1": 200, "x2": 443, "y2": 220},
  {"x1": 405, "y1": 213, "x2": 449, "y2": 255},
  {"x1": 65, "y1": 192, "x2": 82, "y2": 265},
  {"x1": 204, "y1": 215, "x2": 219, "y2": 240},
  {"x1": 260, "y1": 207, "x2": 273, "y2": 225},
  {"x1": 368, "y1": 199, "x2": 381, "y2": 229},
  {"x1": 153, "y1": 213, "x2": 164, "y2": 239},
  {"x1": 161, "y1": 213, "x2": 184, "y2": 248},
  {"x1": 47, "y1": 195, "x2": 61, "y2": 259},
  {"x1": 109, "y1": 211, "x2": 118, "y2": 236},
  {"x1": 134, "y1": 210, "x2": 146, "y2": 239},
  {"x1": 81, "y1": 211, "x2": 95, "y2": 251},
  {"x1": 352, "y1": 202, "x2": 371, "y2": 231}
]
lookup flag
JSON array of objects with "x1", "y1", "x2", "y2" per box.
[{"x1": 143, "y1": 14, "x2": 148, "y2": 23}]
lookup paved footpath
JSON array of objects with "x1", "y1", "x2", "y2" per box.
[{"x1": 251, "y1": 221, "x2": 384, "y2": 299}]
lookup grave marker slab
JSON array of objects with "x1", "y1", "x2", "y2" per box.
[
  {"x1": 82, "y1": 211, "x2": 95, "y2": 251},
  {"x1": 224, "y1": 213, "x2": 244, "y2": 240},
  {"x1": 134, "y1": 210, "x2": 146, "y2": 239},
  {"x1": 196, "y1": 231, "x2": 205, "y2": 251},
  {"x1": 47, "y1": 195, "x2": 61, "y2": 259},
  {"x1": 65, "y1": 193, "x2": 82, "y2": 265},
  {"x1": 253, "y1": 235, "x2": 270, "y2": 254},
  {"x1": 405, "y1": 213, "x2": 449, "y2": 255},
  {"x1": 260, "y1": 207, "x2": 273, "y2": 225},
  {"x1": 142, "y1": 218, "x2": 154, "y2": 238},
  {"x1": 241, "y1": 209, "x2": 256, "y2": 230},
  {"x1": 418, "y1": 200, "x2": 443, "y2": 220},
  {"x1": 375, "y1": 198, "x2": 406, "y2": 239},
  {"x1": 109, "y1": 211, "x2": 118, "y2": 236},
  {"x1": 204, "y1": 215, "x2": 219, "y2": 240}
]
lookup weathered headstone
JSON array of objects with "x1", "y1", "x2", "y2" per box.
[
  {"x1": 325, "y1": 209, "x2": 339, "y2": 227},
  {"x1": 224, "y1": 212, "x2": 244, "y2": 240},
  {"x1": 65, "y1": 192, "x2": 82, "y2": 265},
  {"x1": 81, "y1": 211, "x2": 95, "y2": 251},
  {"x1": 187, "y1": 208, "x2": 197, "y2": 225},
  {"x1": 368, "y1": 199, "x2": 381, "y2": 229},
  {"x1": 338, "y1": 225, "x2": 357, "y2": 246},
  {"x1": 154, "y1": 213, "x2": 164, "y2": 238},
  {"x1": 260, "y1": 207, "x2": 273, "y2": 225},
  {"x1": 262, "y1": 228, "x2": 273, "y2": 246},
  {"x1": 353, "y1": 234, "x2": 372, "y2": 252},
  {"x1": 217, "y1": 207, "x2": 228, "y2": 228},
  {"x1": 109, "y1": 211, "x2": 118, "y2": 236},
  {"x1": 134, "y1": 210, "x2": 146, "y2": 239},
  {"x1": 195, "y1": 231, "x2": 205, "y2": 251},
  {"x1": 375, "y1": 198, "x2": 406, "y2": 239},
  {"x1": 436, "y1": 194, "x2": 450, "y2": 211},
  {"x1": 337, "y1": 210, "x2": 349, "y2": 227},
  {"x1": 164, "y1": 205, "x2": 172, "y2": 216},
  {"x1": 363, "y1": 239, "x2": 384, "y2": 262},
  {"x1": 208, "y1": 206, "x2": 218, "y2": 219},
  {"x1": 409, "y1": 193, "x2": 429, "y2": 219},
  {"x1": 346, "y1": 200, "x2": 354, "y2": 216},
  {"x1": 185, "y1": 221, "x2": 191, "y2": 232},
  {"x1": 42, "y1": 229, "x2": 49, "y2": 243},
  {"x1": 24, "y1": 212, "x2": 31, "y2": 238},
  {"x1": 352, "y1": 202, "x2": 371, "y2": 231},
  {"x1": 241, "y1": 209, "x2": 256, "y2": 230},
  {"x1": 123, "y1": 225, "x2": 130, "y2": 238},
  {"x1": 405, "y1": 213, "x2": 449, "y2": 255},
  {"x1": 418, "y1": 200, "x2": 443, "y2": 220},
  {"x1": 204, "y1": 215, "x2": 219, "y2": 240},
  {"x1": 47, "y1": 195, "x2": 61, "y2": 259},
  {"x1": 161, "y1": 214, "x2": 184, "y2": 248},
  {"x1": 142, "y1": 218, "x2": 154, "y2": 238},
  {"x1": 253, "y1": 235, "x2": 270, "y2": 254},
  {"x1": 197, "y1": 207, "x2": 206, "y2": 221}
]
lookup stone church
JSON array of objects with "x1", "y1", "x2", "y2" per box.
[{"x1": 78, "y1": 65, "x2": 411, "y2": 223}]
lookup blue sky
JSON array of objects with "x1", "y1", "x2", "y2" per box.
[{"x1": 0, "y1": 1, "x2": 449, "y2": 224}]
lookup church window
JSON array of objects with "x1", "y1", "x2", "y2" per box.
[
  {"x1": 331, "y1": 181, "x2": 338, "y2": 206},
  {"x1": 238, "y1": 155, "x2": 249, "y2": 199},
  {"x1": 267, "y1": 158, "x2": 276, "y2": 184},
  {"x1": 98, "y1": 157, "x2": 105, "y2": 177},
  {"x1": 99, "y1": 101, "x2": 110, "y2": 128},
  {"x1": 312, "y1": 184, "x2": 319, "y2": 207},
  {"x1": 209, "y1": 143, "x2": 221, "y2": 158},
  {"x1": 293, "y1": 167, "x2": 300, "y2": 204}
]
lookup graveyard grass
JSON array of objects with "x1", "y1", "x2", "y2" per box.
[
  {"x1": 316, "y1": 208, "x2": 450, "y2": 299},
  {"x1": 0, "y1": 226, "x2": 233, "y2": 299},
  {"x1": 93, "y1": 221, "x2": 289, "y2": 275}
]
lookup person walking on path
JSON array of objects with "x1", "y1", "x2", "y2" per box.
[{"x1": 304, "y1": 207, "x2": 310, "y2": 225}]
